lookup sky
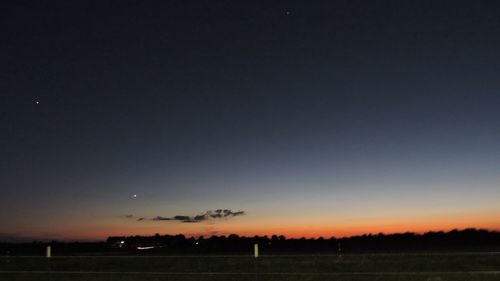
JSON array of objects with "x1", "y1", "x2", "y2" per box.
[{"x1": 1, "y1": 0, "x2": 500, "y2": 241}]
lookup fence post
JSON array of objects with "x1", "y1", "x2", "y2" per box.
[
  {"x1": 254, "y1": 243, "x2": 259, "y2": 258},
  {"x1": 46, "y1": 246, "x2": 51, "y2": 258},
  {"x1": 338, "y1": 241, "x2": 342, "y2": 258}
]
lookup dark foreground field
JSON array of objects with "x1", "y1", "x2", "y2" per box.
[{"x1": 1, "y1": 253, "x2": 500, "y2": 281}]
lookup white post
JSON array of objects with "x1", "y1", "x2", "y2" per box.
[
  {"x1": 254, "y1": 243, "x2": 259, "y2": 258},
  {"x1": 46, "y1": 246, "x2": 51, "y2": 258}
]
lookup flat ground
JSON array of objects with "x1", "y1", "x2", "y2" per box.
[{"x1": 1, "y1": 253, "x2": 500, "y2": 280}]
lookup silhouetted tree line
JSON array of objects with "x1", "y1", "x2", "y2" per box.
[
  {"x1": 2, "y1": 229, "x2": 500, "y2": 255},
  {"x1": 106, "y1": 229, "x2": 500, "y2": 254}
]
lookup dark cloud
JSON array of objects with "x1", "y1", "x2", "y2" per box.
[
  {"x1": 224, "y1": 210, "x2": 245, "y2": 217},
  {"x1": 173, "y1": 215, "x2": 191, "y2": 221},
  {"x1": 121, "y1": 214, "x2": 148, "y2": 221},
  {"x1": 231, "y1": 211, "x2": 245, "y2": 216},
  {"x1": 152, "y1": 216, "x2": 172, "y2": 221},
  {"x1": 194, "y1": 214, "x2": 208, "y2": 221},
  {"x1": 149, "y1": 209, "x2": 245, "y2": 223}
]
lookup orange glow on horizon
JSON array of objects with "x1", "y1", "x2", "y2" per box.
[
  {"x1": 53, "y1": 222, "x2": 500, "y2": 241},
  {"x1": 34, "y1": 209, "x2": 500, "y2": 241}
]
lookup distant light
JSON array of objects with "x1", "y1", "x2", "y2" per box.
[
  {"x1": 133, "y1": 194, "x2": 137, "y2": 198},
  {"x1": 35, "y1": 101, "x2": 39, "y2": 104},
  {"x1": 137, "y1": 246, "x2": 155, "y2": 250},
  {"x1": 120, "y1": 241, "x2": 125, "y2": 244},
  {"x1": 195, "y1": 241, "x2": 199, "y2": 245}
]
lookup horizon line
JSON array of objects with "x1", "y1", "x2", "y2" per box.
[{"x1": 3, "y1": 227, "x2": 499, "y2": 243}]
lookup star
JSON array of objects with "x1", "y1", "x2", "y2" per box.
[
  {"x1": 133, "y1": 194, "x2": 137, "y2": 198},
  {"x1": 285, "y1": 11, "x2": 291, "y2": 15},
  {"x1": 35, "y1": 100, "x2": 39, "y2": 105}
]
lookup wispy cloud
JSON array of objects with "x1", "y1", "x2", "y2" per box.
[
  {"x1": 121, "y1": 209, "x2": 245, "y2": 223},
  {"x1": 151, "y1": 209, "x2": 245, "y2": 223},
  {"x1": 151, "y1": 216, "x2": 172, "y2": 221}
]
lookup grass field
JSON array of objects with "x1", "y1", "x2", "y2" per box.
[{"x1": 1, "y1": 253, "x2": 500, "y2": 280}]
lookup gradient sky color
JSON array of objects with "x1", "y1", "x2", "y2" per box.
[{"x1": 1, "y1": 0, "x2": 500, "y2": 241}]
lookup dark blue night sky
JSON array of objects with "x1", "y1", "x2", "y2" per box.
[{"x1": 1, "y1": 0, "x2": 500, "y2": 240}]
